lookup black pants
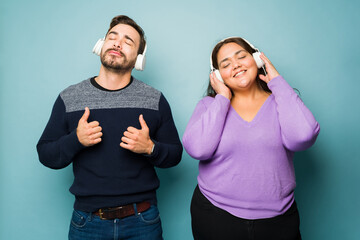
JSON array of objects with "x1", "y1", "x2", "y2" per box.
[{"x1": 191, "y1": 185, "x2": 301, "y2": 240}]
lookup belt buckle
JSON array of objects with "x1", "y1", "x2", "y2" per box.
[
  {"x1": 98, "y1": 206, "x2": 123, "y2": 220},
  {"x1": 98, "y1": 208, "x2": 106, "y2": 220}
]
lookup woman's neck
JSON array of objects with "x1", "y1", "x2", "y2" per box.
[{"x1": 231, "y1": 84, "x2": 268, "y2": 103}]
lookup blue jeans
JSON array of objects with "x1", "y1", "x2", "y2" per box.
[{"x1": 68, "y1": 205, "x2": 163, "y2": 240}]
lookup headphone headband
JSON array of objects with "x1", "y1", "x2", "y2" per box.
[{"x1": 141, "y1": 44, "x2": 147, "y2": 55}]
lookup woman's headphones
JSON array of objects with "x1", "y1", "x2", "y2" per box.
[
  {"x1": 92, "y1": 38, "x2": 147, "y2": 71},
  {"x1": 210, "y1": 37, "x2": 265, "y2": 82}
]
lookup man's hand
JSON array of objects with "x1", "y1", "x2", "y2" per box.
[
  {"x1": 120, "y1": 114, "x2": 154, "y2": 155},
  {"x1": 76, "y1": 107, "x2": 103, "y2": 147}
]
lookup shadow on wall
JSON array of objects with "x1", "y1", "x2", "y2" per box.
[
  {"x1": 293, "y1": 149, "x2": 328, "y2": 234},
  {"x1": 294, "y1": 149, "x2": 324, "y2": 204},
  {"x1": 156, "y1": 157, "x2": 198, "y2": 204}
]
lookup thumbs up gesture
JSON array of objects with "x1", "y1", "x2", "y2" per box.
[
  {"x1": 76, "y1": 107, "x2": 103, "y2": 147},
  {"x1": 120, "y1": 114, "x2": 154, "y2": 155}
]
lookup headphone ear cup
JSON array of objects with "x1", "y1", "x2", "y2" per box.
[
  {"x1": 214, "y1": 70, "x2": 224, "y2": 83},
  {"x1": 135, "y1": 54, "x2": 146, "y2": 71},
  {"x1": 92, "y1": 39, "x2": 104, "y2": 56},
  {"x1": 252, "y1": 51, "x2": 264, "y2": 69}
]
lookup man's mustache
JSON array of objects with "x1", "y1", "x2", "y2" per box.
[{"x1": 105, "y1": 48, "x2": 125, "y2": 57}]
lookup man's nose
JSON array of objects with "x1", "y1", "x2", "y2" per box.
[{"x1": 113, "y1": 39, "x2": 122, "y2": 49}]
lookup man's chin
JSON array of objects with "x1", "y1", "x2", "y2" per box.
[
  {"x1": 101, "y1": 55, "x2": 136, "y2": 72},
  {"x1": 103, "y1": 63, "x2": 133, "y2": 72}
]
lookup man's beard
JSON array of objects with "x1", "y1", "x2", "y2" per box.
[{"x1": 100, "y1": 49, "x2": 136, "y2": 72}]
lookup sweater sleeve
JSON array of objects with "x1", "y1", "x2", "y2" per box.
[
  {"x1": 268, "y1": 76, "x2": 320, "y2": 152},
  {"x1": 146, "y1": 94, "x2": 183, "y2": 168},
  {"x1": 36, "y1": 95, "x2": 85, "y2": 169},
  {"x1": 182, "y1": 94, "x2": 231, "y2": 160}
]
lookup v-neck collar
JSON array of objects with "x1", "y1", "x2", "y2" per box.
[{"x1": 230, "y1": 94, "x2": 273, "y2": 126}]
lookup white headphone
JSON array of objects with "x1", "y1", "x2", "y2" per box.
[
  {"x1": 92, "y1": 38, "x2": 147, "y2": 71},
  {"x1": 210, "y1": 37, "x2": 265, "y2": 82}
]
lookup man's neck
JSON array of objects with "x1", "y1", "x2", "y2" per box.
[{"x1": 95, "y1": 65, "x2": 133, "y2": 90}]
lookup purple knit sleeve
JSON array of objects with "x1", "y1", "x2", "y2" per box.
[
  {"x1": 182, "y1": 95, "x2": 231, "y2": 160},
  {"x1": 268, "y1": 76, "x2": 320, "y2": 151}
]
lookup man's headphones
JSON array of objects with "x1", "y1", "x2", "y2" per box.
[
  {"x1": 92, "y1": 38, "x2": 147, "y2": 71},
  {"x1": 210, "y1": 37, "x2": 265, "y2": 82}
]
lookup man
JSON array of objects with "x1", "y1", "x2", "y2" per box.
[{"x1": 37, "y1": 15, "x2": 182, "y2": 239}]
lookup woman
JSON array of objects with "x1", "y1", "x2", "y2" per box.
[{"x1": 182, "y1": 37, "x2": 320, "y2": 240}]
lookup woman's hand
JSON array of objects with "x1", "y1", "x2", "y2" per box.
[
  {"x1": 210, "y1": 72, "x2": 232, "y2": 100},
  {"x1": 259, "y1": 53, "x2": 280, "y2": 84}
]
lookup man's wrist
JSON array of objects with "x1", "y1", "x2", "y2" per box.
[
  {"x1": 148, "y1": 141, "x2": 155, "y2": 155},
  {"x1": 149, "y1": 142, "x2": 155, "y2": 155}
]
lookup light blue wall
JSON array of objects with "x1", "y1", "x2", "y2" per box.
[{"x1": 1, "y1": 0, "x2": 359, "y2": 239}]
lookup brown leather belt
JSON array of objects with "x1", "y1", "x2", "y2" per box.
[{"x1": 93, "y1": 201, "x2": 151, "y2": 220}]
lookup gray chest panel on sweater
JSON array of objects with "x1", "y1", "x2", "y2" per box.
[{"x1": 60, "y1": 78, "x2": 161, "y2": 113}]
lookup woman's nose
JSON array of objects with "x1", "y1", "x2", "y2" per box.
[{"x1": 233, "y1": 60, "x2": 242, "y2": 69}]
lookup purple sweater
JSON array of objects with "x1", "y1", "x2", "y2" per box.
[{"x1": 182, "y1": 76, "x2": 320, "y2": 219}]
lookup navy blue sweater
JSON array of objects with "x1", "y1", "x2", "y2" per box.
[{"x1": 37, "y1": 77, "x2": 183, "y2": 212}]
